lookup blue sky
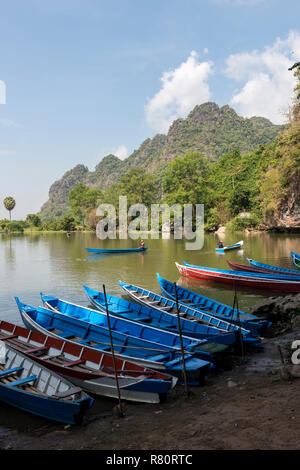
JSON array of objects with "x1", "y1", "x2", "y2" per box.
[{"x1": 0, "y1": 0, "x2": 300, "y2": 219}]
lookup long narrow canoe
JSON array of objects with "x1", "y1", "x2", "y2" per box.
[
  {"x1": 0, "y1": 319, "x2": 176, "y2": 404},
  {"x1": 177, "y1": 262, "x2": 300, "y2": 293},
  {"x1": 156, "y1": 273, "x2": 270, "y2": 335},
  {"x1": 291, "y1": 252, "x2": 300, "y2": 268},
  {"x1": 18, "y1": 297, "x2": 212, "y2": 386},
  {"x1": 86, "y1": 247, "x2": 147, "y2": 254},
  {"x1": 84, "y1": 285, "x2": 237, "y2": 346},
  {"x1": 216, "y1": 240, "x2": 243, "y2": 253},
  {"x1": 0, "y1": 343, "x2": 93, "y2": 424},
  {"x1": 227, "y1": 259, "x2": 300, "y2": 276},
  {"x1": 118, "y1": 281, "x2": 261, "y2": 347},
  {"x1": 246, "y1": 258, "x2": 300, "y2": 275}
]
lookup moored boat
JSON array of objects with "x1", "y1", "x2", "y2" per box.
[
  {"x1": 86, "y1": 247, "x2": 147, "y2": 254},
  {"x1": 246, "y1": 258, "x2": 300, "y2": 275},
  {"x1": 216, "y1": 240, "x2": 243, "y2": 253},
  {"x1": 0, "y1": 319, "x2": 176, "y2": 404},
  {"x1": 84, "y1": 285, "x2": 237, "y2": 346},
  {"x1": 176, "y1": 262, "x2": 300, "y2": 293},
  {"x1": 0, "y1": 343, "x2": 93, "y2": 424},
  {"x1": 118, "y1": 281, "x2": 261, "y2": 347},
  {"x1": 16, "y1": 297, "x2": 212, "y2": 386},
  {"x1": 156, "y1": 273, "x2": 270, "y2": 334},
  {"x1": 291, "y1": 252, "x2": 300, "y2": 268}
]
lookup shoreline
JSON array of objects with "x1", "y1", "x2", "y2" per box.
[{"x1": 1, "y1": 324, "x2": 299, "y2": 450}]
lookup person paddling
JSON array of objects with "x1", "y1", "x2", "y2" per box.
[
  {"x1": 218, "y1": 240, "x2": 224, "y2": 249},
  {"x1": 139, "y1": 239, "x2": 145, "y2": 249}
]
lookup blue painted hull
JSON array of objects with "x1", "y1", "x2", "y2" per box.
[
  {"x1": 18, "y1": 298, "x2": 212, "y2": 385},
  {"x1": 86, "y1": 247, "x2": 147, "y2": 254},
  {"x1": 156, "y1": 273, "x2": 270, "y2": 335},
  {"x1": 118, "y1": 281, "x2": 262, "y2": 347},
  {"x1": 216, "y1": 241, "x2": 243, "y2": 253},
  {"x1": 0, "y1": 383, "x2": 90, "y2": 425},
  {"x1": 84, "y1": 286, "x2": 237, "y2": 346},
  {"x1": 247, "y1": 258, "x2": 300, "y2": 275}
]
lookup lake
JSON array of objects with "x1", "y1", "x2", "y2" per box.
[{"x1": 0, "y1": 230, "x2": 299, "y2": 325}]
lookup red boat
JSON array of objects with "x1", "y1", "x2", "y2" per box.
[
  {"x1": 0, "y1": 320, "x2": 175, "y2": 404},
  {"x1": 176, "y1": 262, "x2": 300, "y2": 293}
]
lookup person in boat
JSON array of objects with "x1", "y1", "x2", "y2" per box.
[
  {"x1": 218, "y1": 240, "x2": 224, "y2": 249},
  {"x1": 139, "y1": 239, "x2": 145, "y2": 249}
]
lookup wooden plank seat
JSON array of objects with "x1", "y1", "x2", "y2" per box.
[
  {"x1": 26, "y1": 345, "x2": 49, "y2": 354},
  {"x1": 0, "y1": 366, "x2": 23, "y2": 378},
  {"x1": 0, "y1": 333, "x2": 19, "y2": 341},
  {"x1": 63, "y1": 359, "x2": 85, "y2": 368},
  {"x1": 53, "y1": 386, "x2": 82, "y2": 398},
  {"x1": 9, "y1": 375, "x2": 37, "y2": 387}
]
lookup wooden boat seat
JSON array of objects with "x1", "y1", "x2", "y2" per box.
[
  {"x1": 148, "y1": 300, "x2": 160, "y2": 304},
  {"x1": 0, "y1": 366, "x2": 23, "y2": 378},
  {"x1": 9, "y1": 375, "x2": 37, "y2": 387},
  {"x1": 53, "y1": 386, "x2": 81, "y2": 398},
  {"x1": 56, "y1": 331, "x2": 74, "y2": 339},
  {"x1": 26, "y1": 345, "x2": 49, "y2": 354},
  {"x1": 159, "y1": 306, "x2": 172, "y2": 311},
  {"x1": 64, "y1": 359, "x2": 85, "y2": 367}
]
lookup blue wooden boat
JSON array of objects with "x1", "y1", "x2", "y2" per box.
[
  {"x1": 16, "y1": 297, "x2": 212, "y2": 386},
  {"x1": 247, "y1": 258, "x2": 300, "y2": 275},
  {"x1": 291, "y1": 252, "x2": 300, "y2": 268},
  {"x1": 84, "y1": 285, "x2": 237, "y2": 346},
  {"x1": 216, "y1": 240, "x2": 243, "y2": 253},
  {"x1": 156, "y1": 273, "x2": 270, "y2": 334},
  {"x1": 118, "y1": 281, "x2": 262, "y2": 347},
  {"x1": 0, "y1": 343, "x2": 93, "y2": 424},
  {"x1": 86, "y1": 247, "x2": 147, "y2": 254}
]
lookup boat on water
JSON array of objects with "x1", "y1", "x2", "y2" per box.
[
  {"x1": 216, "y1": 240, "x2": 243, "y2": 253},
  {"x1": 291, "y1": 252, "x2": 300, "y2": 268},
  {"x1": 0, "y1": 318, "x2": 176, "y2": 404},
  {"x1": 156, "y1": 273, "x2": 270, "y2": 335},
  {"x1": 86, "y1": 247, "x2": 147, "y2": 254},
  {"x1": 17, "y1": 296, "x2": 212, "y2": 386},
  {"x1": 84, "y1": 285, "x2": 237, "y2": 346},
  {"x1": 228, "y1": 259, "x2": 300, "y2": 276},
  {"x1": 176, "y1": 262, "x2": 300, "y2": 293},
  {"x1": 0, "y1": 342, "x2": 93, "y2": 424},
  {"x1": 118, "y1": 281, "x2": 261, "y2": 347}
]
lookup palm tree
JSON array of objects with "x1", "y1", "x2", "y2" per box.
[{"x1": 3, "y1": 196, "x2": 16, "y2": 221}]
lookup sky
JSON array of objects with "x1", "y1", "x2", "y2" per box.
[{"x1": 0, "y1": 0, "x2": 300, "y2": 219}]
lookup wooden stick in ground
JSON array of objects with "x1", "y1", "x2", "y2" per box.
[
  {"x1": 103, "y1": 284, "x2": 124, "y2": 417},
  {"x1": 173, "y1": 282, "x2": 189, "y2": 396}
]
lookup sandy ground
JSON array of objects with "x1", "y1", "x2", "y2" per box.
[{"x1": 1, "y1": 325, "x2": 300, "y2": 451}]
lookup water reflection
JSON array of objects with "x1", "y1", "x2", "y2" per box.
[{"x1": 0, "y1": 231, "x2": 299, "y2": 325}]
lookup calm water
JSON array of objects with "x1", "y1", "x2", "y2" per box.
[{"x1": 0, "y1": 230, "x2": 299, "y2": 325}]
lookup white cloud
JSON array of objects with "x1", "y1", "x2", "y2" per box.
[
  {"x1": 0, "y1": 118, "x2": 19, "y2": 128},
  {"x1": 113, "y1": 145, "x2": 128, "y2": 160},
  {"x1": 225, "y1": 30, "x2": 300, "y2": 124},
  {"x1": 145, "y1": 51, "x2": 213, "y2": 133}
]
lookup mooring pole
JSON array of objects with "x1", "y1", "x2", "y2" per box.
[
  {"x1": 173, "y1": 282, "x2": 189, "y2": 396},
  {"x1": 233, "y1": 283, "x2": 245, "y2": 361},
  {"x1": 103, "y1": 284, "x2": 124, "y2": 417}
]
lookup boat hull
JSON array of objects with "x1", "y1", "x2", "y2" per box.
[
  {"x1": 216, "y1": 240, "x2": 243, "y2": 253},
  {"x1": 86, "y1": 247, "x2": 147, "y2": 254},
  {"x1": 177, "y1": 262, "x2": 300, "y2": 293}
]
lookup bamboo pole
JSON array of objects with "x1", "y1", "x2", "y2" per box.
[
  {"x1": 103, "y1": 284, "x2": 124, "y2": 417},
  {"x1": 173, "y1": 282, "x2": 189, "y2": 396}
]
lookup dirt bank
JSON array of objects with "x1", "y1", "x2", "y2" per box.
[{"x1": 1, "y1": 326, "x2": 300, "y2": 451}]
